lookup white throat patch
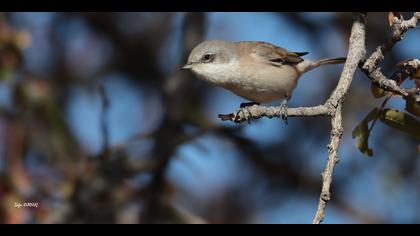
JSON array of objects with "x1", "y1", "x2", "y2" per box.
[{"x1": 192, "y1": 60, "x2": 240, "y2": 86}]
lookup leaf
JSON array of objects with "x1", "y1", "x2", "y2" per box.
[
  {"x1": 388, "y1": 12, "x2": 403, "y2": 27},
  {"x1": 352, "y1": 108, "x2": 379, "y2": 157},
  {"x1": 413, "y1": 68, "x2": 420, "y2": 79},
  {"x1": 371, "y1": 83, "x2": 388, "y2": 98},
  {"x1": 13, "y1": 31, "x2": 31, "y2": 49},
  {"x1": 413, "y1": 69, "x2": 420, "y2": 88},
  {"x1": 414, "y1": 78, "x2": 420, "y2": 89},
  {"x1": 378, "y1": 109, "x2": 420, "y2": 139},
  {"x1": 396, "y1": 58, "x2": 420, "y2": 87},
  {"x1": 405, "y1": 96, "x2": 420, "y2": 117},
  {"x1": 396, "y1": 58, "x2": 414, "y2": 68},
  {"x1": 0, "y1": 67, "x2": 13, "y2": 81}
]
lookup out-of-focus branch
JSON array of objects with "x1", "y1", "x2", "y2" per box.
[
  {"x1": 139, "y1": 12, "x2": 207, "y2": 223},
  {"x1": 361, "y1": 12, "x2": 420, "y2": 97},
  {"x1": 99, "y1": 85, "x2": 110, "y2": 156}
]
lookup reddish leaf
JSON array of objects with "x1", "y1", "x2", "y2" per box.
[
  {"x1": 413, "y1": 69, "x2": 420, "y2": 88},
  {"x1": 396, "y1": 58, "x2": 414, "y2": 68},
  {"x1": 388, "y1": 12, "x2": 403, "y2": 27},
  {"x1": 414, "y1": 78, "x2": 420, "y2": 88},
  {"x1": 396, "y1": 59, "x2": 420, "y2": 87}
]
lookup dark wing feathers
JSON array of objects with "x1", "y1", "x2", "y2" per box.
[
  {"x1": 294, "y1": 52, "x2": 309, "y2": 56},
  {"x1": 246, "y1": 41, "x2": 308, "y2": 66}
]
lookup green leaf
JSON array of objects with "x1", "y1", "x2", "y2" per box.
[
  {"x1": 0, "y1": 67, "x2": 13, "y2": 81},
  {"x1": 352, "y1": 108, "x2": 379, "y2": 157},
  {"x1": 378, "y1": 109, "x2": 420, "y2": 139},
  {"x1": 371, "y1": 83, "x2": 388, "y2": 98}
]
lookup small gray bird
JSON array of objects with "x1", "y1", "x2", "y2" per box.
[{"x1": 181, "y1": 40, "x2": 346, "y2": 120}]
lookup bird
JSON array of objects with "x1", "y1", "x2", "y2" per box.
[{"x1": 181, "y1": 40, "x2": 346, "y2": 122}]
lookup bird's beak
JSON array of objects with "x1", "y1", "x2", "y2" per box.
[{"x1": 178, "y1": 64, "x2": 192, "y2": 70}]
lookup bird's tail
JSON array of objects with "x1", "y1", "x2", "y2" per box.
[
  {"x1": 297, "y1": 57, "x2": 346, "y2": 74},
  {"x1": 318, "y1": 57, "x2": 347, "y2": 65}
]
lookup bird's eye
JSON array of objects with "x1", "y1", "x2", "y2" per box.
[{"x1": 202, "y1": 53, "x2": 214, "y2": 62}]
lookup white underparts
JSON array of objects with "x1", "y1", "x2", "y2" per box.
[{"x1": 192, "y1": 59, "x2": 320, "y2": 103}]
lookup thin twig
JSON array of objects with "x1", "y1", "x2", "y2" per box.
[
  {"x1": 312, "y1": 13, "x2": 367, "y2": 224},
  {"x1": 361, "y1": 12, "x2": 420, "y2": 97},
  {"x1": 368, "y1": 97, "x2": 389, "y2": 133},
  {"x1": 368, "y1": 58, "x2": 420, "y2": 133}
]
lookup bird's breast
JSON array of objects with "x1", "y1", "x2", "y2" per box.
[
  {"x1": 228, "y1": 62, "x2": 301, "y2": 103},
  {"x1": 192, "y1": 60, "x2": 301, "y2": 103}
]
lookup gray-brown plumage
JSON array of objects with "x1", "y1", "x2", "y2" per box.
[{"x1": 182, "y1": 40, "x2": 346, "y2": 104}]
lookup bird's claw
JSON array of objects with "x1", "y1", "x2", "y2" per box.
[
  {"x1": 240, "y1": 102, "x2": 259, "y2": 108},
  {"x1": 218, "y1": 113, "x2": 234, "y2": 121},
  {"x1": 239, "y1": 107, "x2": 252, "y2": 124},
  {"x1": 280, "y1": 100, "x2": 288, "y2": 125},
  {"x1": 218, "y1": 102, "x2": 257, "y2": 123}
]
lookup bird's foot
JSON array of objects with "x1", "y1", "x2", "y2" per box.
[
  {"x1": 218, "y1": 113, "x2": 234, "y2": 121},
  {"x1": 218, "y1": 110, "x2": 251, "y2": 123},
  {"x1": 280, "y1": 99, "x2": 288, "y2": 125},
  {"x1": 239, "y1": 102, "x2": 259, "y2": 124},
  {"x1": 218, "y1": 102, "x2": 259, "y2": 123},
  {"x1": 240, "y1": 102, "x2": 260, "y2": 108}
]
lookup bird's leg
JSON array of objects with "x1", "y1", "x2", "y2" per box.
[
  {"x1": 280, "y1": 96, "x2": 290, "y2": 125},
  {"x1": 240, "y1": 101, "x2": 260, "y2": 108},
  {"x1": 218, "y1": 102, "x2": 260, "y2": 123},
  {"x1": 239, "y1": 102, "x2": 260, "y2": 124},
  {"x1": 218, "y1": 113, "x2": 233, "y2": 121}
]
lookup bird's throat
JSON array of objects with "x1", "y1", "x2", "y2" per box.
[{"x1": 192, "y1": 61, "x2": 240, "y2": 87}]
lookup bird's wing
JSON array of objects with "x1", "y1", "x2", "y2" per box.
[{"x1": 245, "y1": 41, "x2": 308, "y2": 67}]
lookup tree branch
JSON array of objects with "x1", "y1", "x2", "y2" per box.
[
  {"x1": 218, "y1": 13, "x2": 367, "y2": 224},
  {"x1": 219, "y1": 12, "x2": 368, "y2": 123},
  {"x1": 218, "y1": 105, "x2": 330, "y2": 123},
  {"x1": 312, "y1": 12, "x2": 366, "y2": 224},
  {"x1": 361, "y1": 12, "x2": 420, "y2": 97},
  {"x1": 312, "y1": 104, "x2": 343, "y2": 224},
  {"x1": 99, "y1": 85, "x2": 110, "y2": 156}
]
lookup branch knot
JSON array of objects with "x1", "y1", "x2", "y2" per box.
[
  {"x1": 321, "y1": 191, "x2": 331, "y2": 201},
  {"x1": 331, "y1": 127, "x2": 344, "y2": 138}
]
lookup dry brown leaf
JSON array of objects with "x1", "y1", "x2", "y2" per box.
[
  {"x1": 388, "y1": 12, "x2": 403, "y2": 27},
  {"x1": 396, "y1": 58, "x2": 414, "y2": 68},
  {"x1": 413, "y1": 68, "x2": 420, "y2": 88},
  {"x1": 414, "y1": 78, "x2": 420, "y2": 89}
]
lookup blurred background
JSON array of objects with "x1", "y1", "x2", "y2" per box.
[{"x1": 0, "y1": 12, "x2": 419, "y2": 224}]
